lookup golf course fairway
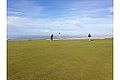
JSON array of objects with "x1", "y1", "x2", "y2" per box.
[{"x1": 8, "y1": 39, "x2": 113, "y2": 80}]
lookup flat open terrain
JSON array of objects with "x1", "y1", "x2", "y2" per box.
[{"x1": 8, "y1": 39, "x2": 113, "y2": 80}]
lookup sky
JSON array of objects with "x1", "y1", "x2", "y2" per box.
[{"x1": 7, "y1": 0, "x2": 113, "y2": 37}]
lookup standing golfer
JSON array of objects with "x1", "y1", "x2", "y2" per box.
[
  {"x1": 88, "y1": 33, "x2": 91, "y2": 41},
  {"x1": 51, "y1": 34, "x2": 53, "y2": 41}
]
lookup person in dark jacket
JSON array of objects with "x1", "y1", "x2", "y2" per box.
[
  {"x1": 51, "y1": 34, "x2": 53, "y2": 41},
  {"x1": 88, "y1": 33, "x2": 91, "y2": 41}
]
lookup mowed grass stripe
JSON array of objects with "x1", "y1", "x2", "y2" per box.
[{"x1": 8, "y1": 39, "x2": 112, "y2": 80}]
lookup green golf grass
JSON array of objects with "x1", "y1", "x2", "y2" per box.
[{"x1": 8, "y1": 39, "x2": 113, "y2": 80}]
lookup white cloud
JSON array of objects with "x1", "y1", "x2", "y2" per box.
[
  {"x1": 8, "y1": 11, "x2": 24, "y2": 15},
  {"x1": 7, "y1": 16, "x2": 82, "y2": 29},
  {"x1": 8, "y1": 0, "x2": 44, "y2": 18},
  {"x1": 8, "y1": 14, "x2": 112, "y2": 36}
]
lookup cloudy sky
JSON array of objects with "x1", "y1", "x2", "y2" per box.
[{"x1": 8, "y1": 0, "x2": 113, "y2": 37}]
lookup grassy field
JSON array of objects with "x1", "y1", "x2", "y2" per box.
[{"x1": 8, "y1": 39, "x2": 113, "y2": 80}]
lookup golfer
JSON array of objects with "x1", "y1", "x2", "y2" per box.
[{"x1": 51, "y1": 34, "x2": 53, "y2": 41}]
